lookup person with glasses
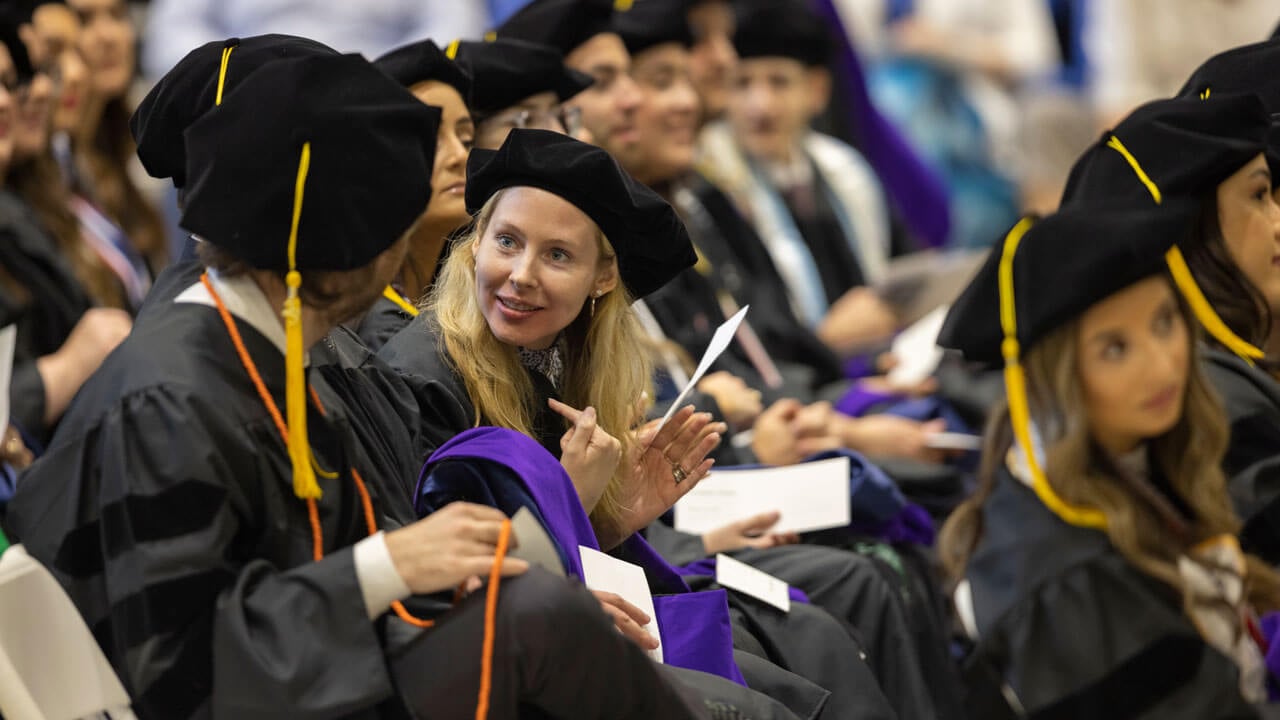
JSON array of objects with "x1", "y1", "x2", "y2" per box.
[{"x1": 453, "y1": 37, "x2": 594, "y2": 150}]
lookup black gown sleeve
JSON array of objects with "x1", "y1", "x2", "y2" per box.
[
  {"x1": 9, "y1": 386, "x2": 394, "y2": 719},
  {"x1": 376, "y1": 314, "x2": 478, "y2": 462}
]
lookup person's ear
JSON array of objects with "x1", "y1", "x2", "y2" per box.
[{"x1": 805, "y1": 67, "x2": 831, "y2": 118}]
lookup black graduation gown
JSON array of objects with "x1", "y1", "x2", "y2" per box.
[
  {"x1": 675, "y1": 175, "x2": 845, "y2": 389},
  {"x1": 962, "y1": 467, "x2": 1262, "y2": 719},
  {"x1": 378, "y1": 314, "x2": 899, "y2": 720},
  {"x1": 6, "y1": 301, "x2": 415, "y2": 719},
  {"x1": 1202, "y1": 347, "x2": 1280, "y2": 563},
  {"x1": 376, "y1": 311, "x2": 565, "y2": 463},
  {"x1": 645, "y1": 521, "x2": 950, "y2": 720},
  {"x1": 352, "y1": 294, "x2": 416, "y2": 353},
  {"x1": 0, "y1": 189, "x2": 94, "y2": 447}
]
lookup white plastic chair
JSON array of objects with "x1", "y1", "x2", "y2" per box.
[{"x1": 0, "y1": 545, "x2": 135, "y2": 720}]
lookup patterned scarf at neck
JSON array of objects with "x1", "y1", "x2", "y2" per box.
[{"x1": 517, "y1": 336, "x2": 566, "y2": 390}]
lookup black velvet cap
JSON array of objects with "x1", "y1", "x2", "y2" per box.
[
  {"x1": 131, "y1": 35, "x2": 337, "y2": 189},
  {"x1": 465, "y1": 129, "x2": 696, "y2": 299},
  {"x1": 180, "y1": 54, "x2": 441, "y2": 272},
  {"x1": 938, "y1": 202, "x2": 1201, "y2": 366},
  {"x1": 1178, "y1": 39, "x2": 1280, "y2": 173},
  {"x1": 495, "y1": 0, "x2": 621, "y2": 56},
  {"x1": 452, "y1": 38, "x2": 594, "y2": 116},
  {"x1": 1060, "y1": 93, "x2": 1271, "y2": 209},
  {"x1": 373, "y1": 39, "x2": 472, "y2": 100},
  {"x1": 732, "y1": 0, "x2": 830, "y2": 67},
  {"x1": 613, "y1": 0, "x2": 695, "y2": 56}
]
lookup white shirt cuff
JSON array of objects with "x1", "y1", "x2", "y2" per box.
[{"x1": 353, "y1": 531, "x2": 412, "y2": 619}]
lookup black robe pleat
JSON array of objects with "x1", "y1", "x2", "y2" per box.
[
  {"x1": 962, "y1": 467, "x2": 1263, "y2": 719},
  {"x1": 7, "y1": 302, "x2": 411, "y2": 719}
]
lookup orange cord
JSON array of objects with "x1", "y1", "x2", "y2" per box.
[
  {"x1": 204, "y1": 272, "x2": 507, "y2": 717},
  {"x1": 477, "y1": 520, "x2": 511, "y2": 720}
]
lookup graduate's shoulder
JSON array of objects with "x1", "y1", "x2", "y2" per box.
[
  {"x1": 375, "y1": 311, "x2": 457, "y2": 385},
  {"x1": 967, "y1": 474, "x2": 1240, "y2": 718},
  {"x1": 1202, "y1": 345, "x2": 1280, "y2": 423}
]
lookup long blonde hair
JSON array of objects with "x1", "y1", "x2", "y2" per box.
[
  {"x1": 427, "y1": 189, "x2": 655, "y2": 528},
  {"x1": 940, "y1": 285, "x2": 1280, "y2": 617}
]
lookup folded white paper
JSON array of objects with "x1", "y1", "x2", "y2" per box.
[
  {"x1": 886, "y1": 304, "x2": 948, "y2": 387},
  {"x1": 508, "y1": 508, "x2": 565, "y2": 578},
  {"x1": 578, "y1": 546, "x2": 662, "y2": 663},
  {"x1": 0, "y1": 325, "x2": 14, "y2": 430},
  {"x1": 674, "y1": 456, "x2": 851, "y2": 535},
  {"x1": 715, "y1": 553, "x2": 790, "y2": 612},
  {"x1": 924, "y1": 432, "x2": 983, "y2": 451},
  {"x1": 656, "y1": 306, "x2": 749, "y2": 433}
]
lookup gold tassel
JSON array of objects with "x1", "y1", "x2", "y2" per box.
[
  {"x1": 215, "y1": 44, "x2": 236, "y2": 106},
  {"x1": 1106, "y1": 134, "x2": 1265, "y2": 365},
  {"x1": 997, "y1": 217, "x2": 1108, "y2": 530},
  {"x1": 285, "y1": 142, "x2": 321, "y2": 500}
]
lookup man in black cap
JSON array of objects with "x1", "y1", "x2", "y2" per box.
[
  {"x1": 700, "y1": 0, "x2": 898, "y2": 359},
  {"x1": 453, "y1": 37, "x2": 594, "y2": 150},
  {"x1": 130, "y1": 33, "x2": 339, "y2": 313},
  {"x1": 7, "y1": 54, "x2": 714, "y2": 720},
  {"x1": 498, "y1": 0, "x2": 647, "y2": 160}
]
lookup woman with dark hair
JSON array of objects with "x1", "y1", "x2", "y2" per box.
[
  {"x1": 938, "y1": 203, "x2": 1280, "y2": 718},
  {"x1": 0, "y1": 10, "x2": 130, "y2": 451},
  {"x1": 1061, "y1": 88, "x2": 1280, "y2": 563},
  {"x1": 67, "y1": 0, "x2": 166, "y2": 275}
]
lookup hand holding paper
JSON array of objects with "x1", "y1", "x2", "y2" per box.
[
  {"x1": 579, "y1": 546, "x2": 662, "y2": 662},
  {"x1": 656, "y1": 306, "x2": 749, "y2": 433},
  {"x1": 675, "y1": 457, "x2": 852, "y2": 536}
]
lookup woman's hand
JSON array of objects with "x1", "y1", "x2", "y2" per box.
[
  {"x1": 592, "y1": 590, "x2": 660, "y2": 651},
  {"x1": 751, "y1": 399, "x2": 843, "y2": 466},
  {"x1": 702, "y1": 511, "x2": 801, "y2": 555},
  {"x1": 549, "y1": 399, "x2": 623, "y2": 514},
  {"x1": 384, "y1": 502, "x2": 528, "y2": 595},
  {"x1": 596, "y1": 405, "x2": 725, "y2": 549},
  {"x1": 697, "y1": 371, "x2": 764, "y2": 430}
]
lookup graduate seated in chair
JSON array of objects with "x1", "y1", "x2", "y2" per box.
[
  {"x1": 6, "y1": 54, "x2": 720, "y2": 720},
  {"x1": 1059, "y1": 82, "x2": 1280, "y2": 566},
  {"x1": 938, "y1": 204, "x2": 1280, "y2": 719},
  {"x1": 379, "y1": 128, "x2": 898, "y2": 720},
  {"x1": 696, "y1": 0, "x2": 901, "y2": 361}
]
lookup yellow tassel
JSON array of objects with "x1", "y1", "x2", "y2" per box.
[
  {"x1": 998, "y1": 217, "x2": 1108, "y2": 530},
  {"x1": 614, "y1": 0, "x2": 633, "y2": 10},
  {"x1": 445, "y1": 39, "x2": 461, "y2": 59},
  {"x1": 1106, "y1": 135, "x2": 1264, "y2": 365},
  {"x1": 483, "y1": 31, "x2": 497, "y2": 42},
  {"x1": 215, "y1": 45, "x2": 236, "y2": 106},
  {"x1": 382, "y1": 285, "x2": 420, "y2": 317},
  {"x1": 285, "y1": 142, "x2": 321, "y2": 500},
  {"x1": 1166, "y1": 246, "x2": 1263, "y2": 364}
]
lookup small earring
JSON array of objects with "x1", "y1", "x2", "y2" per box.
[{"x1": 590, "y1": 291, "x2": 599, "y2": 318}]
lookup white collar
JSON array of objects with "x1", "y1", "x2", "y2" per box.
[{"x1": 174, "y1": 269, "x2": 308, "y2": 364}]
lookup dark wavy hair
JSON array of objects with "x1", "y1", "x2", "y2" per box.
[{"x1": 1180, "y1": 191, "x2": 1273, "y2": 351}]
